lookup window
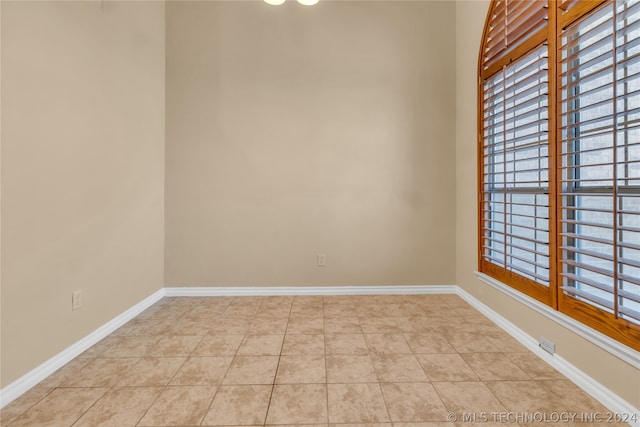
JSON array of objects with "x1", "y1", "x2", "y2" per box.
[
  {"x1": 479, "y1": 0, "x2": 640, "y2": 350},
  {"x1": 480, "y1": 0, "x2": 554, "y2": 306}
]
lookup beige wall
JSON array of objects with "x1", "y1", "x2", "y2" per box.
[
  {"x1": 455, "y1": 1, "x2": 640, "y2": 408},
  {"x1": 2, "y1": 0, "x2": 636, "y2": 409},
  {"x1": 0, "y1": 1, "x2": 165, "y2": 387},
  {"x1": 165, "y1": 1, "x2": 456, "y2": 286}
]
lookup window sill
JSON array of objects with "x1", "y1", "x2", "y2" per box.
[{"x1": 474, "y1": 271, "x2": 640, "y2": 369}]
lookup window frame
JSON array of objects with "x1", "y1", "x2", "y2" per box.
[
  {"x1": 478, "y1": 0, "x2": 640, "y2": 352},
  {"x1": 478, "y1": 0, "x2": 557, "y2": 308}
]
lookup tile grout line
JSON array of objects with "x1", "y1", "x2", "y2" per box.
[
  {"x1": 67, "y1": 342, "x2": 150, "y2": 427},
  {"x1": 431, "y1": 331, "x2": 471, "y2": 421},
  {"x1": 139, "y1": 299, "x2": 229, "y2": 426},
  {"x1": 198, "y1": 296, "x2": 258, "y2": 426},
  {"x1": 322, "y1": 297, "x2": 330, "y2": 425},
  {"x1": 261, "y1": 296, "x2": 294, "y2": 426},
  {"x1": 0, "y1": 386, "x2": 55, "y2": 425},
  {"x1": 60, "y1": 387, "x2": 109, "y2": 427},
  {"x1": 135, "y1": 325, "x2": 207, "y2": 426}
]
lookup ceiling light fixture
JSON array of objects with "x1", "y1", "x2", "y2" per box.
[{"x1": 264, "y1": 0, "x2": 319, "y2": 5}]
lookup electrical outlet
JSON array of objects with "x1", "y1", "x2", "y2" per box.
[
  {"x1": 317, "y1": 254, "x2": 326, "y2": 267},
  {"x1": 540, "y1": 336, "x2": 555, "y2": 354},
  {"x1": 72, "y1": 290, "x2": 83, "y2": 311}
]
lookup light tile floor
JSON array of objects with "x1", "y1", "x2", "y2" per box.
[{"x1": 0, "y1": 295, "x2": 629, "y2": 426}]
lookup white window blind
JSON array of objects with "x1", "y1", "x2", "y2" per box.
[
  {"x1": 560, "y1": 0, "x2": 640, "y2": 324},
  {"x1": 483, "y1": 45, "x2": 551, "y2": 286}
]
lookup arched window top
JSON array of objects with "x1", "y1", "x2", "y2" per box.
[{"x1": 481, "y1": 0, "x2": 548, "y2": 77}]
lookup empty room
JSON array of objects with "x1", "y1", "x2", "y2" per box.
[{"x1": 1, "y1": 0, "x2": 639, "y2": 426}]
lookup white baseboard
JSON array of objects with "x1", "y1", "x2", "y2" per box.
[
  {"x1": 475, "y1": 271, "x2": 640, "y2": 370},
  {"x1": 457, "y1": 287, "x2": 640, "y2": 427},
  {"x1": 0, "y1": 288, "x2": 165, "y2": 409},
  {"x1": 1, "y1": 283, "x2": 638, "y2": 427},
  {"x1": 164, "y1": 284, "x2": 457, "y2": 297}
]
